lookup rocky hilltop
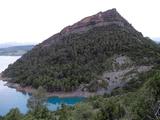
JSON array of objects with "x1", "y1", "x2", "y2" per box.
[
  {"x1": 2, "y1": 8, "x2": 159, "y2": 95},
  {"x1": 42, "y1": 8, "x2": 142, "y2": 47},
  {"x1": 61, "y1": 9, "x2": 137, "y2": 35}
]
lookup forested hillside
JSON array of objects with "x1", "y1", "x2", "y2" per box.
[{"x1": 2, "y1": 9, "x2": 160, "y2": 93}]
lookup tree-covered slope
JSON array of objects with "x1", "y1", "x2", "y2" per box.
[{"x1": 2, "y1": 9, "x2": 160, "y2": 92}]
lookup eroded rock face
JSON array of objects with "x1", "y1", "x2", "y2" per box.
[
  {"x1": 83, "y1": 55, "x2": 153, "y2": 94},
  {"x1": 61, "y1": 8, "x2": 137, "y2": 35},
  {"x1": 101, "y1": 55, "x2": 153, "y2": 93}
]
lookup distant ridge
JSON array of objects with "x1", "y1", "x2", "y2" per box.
[
  {"x1": 153, "y1": 37, "x2": 160, "y2": 43},
  {"x1": 0, "y1": 45, "x2": 34, "y2": 56},
  {"x1": 0, "y1": 42, "x2": 35, "y2": 48}
]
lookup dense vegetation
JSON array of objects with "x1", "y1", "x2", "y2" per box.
[
  {"x1": 2, "y1": 24, "x2": 159, "y2": 92},
  {"x1": 1, "y1": 65, "x2": 160, "y2": 120}
]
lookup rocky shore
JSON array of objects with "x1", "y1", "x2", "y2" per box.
[
  {"x1": 5, "y1": 82, "x2": 94, "y2": 98},
  {"x1": 0, "y1": 73, "x2": 93, "y2": 98}
]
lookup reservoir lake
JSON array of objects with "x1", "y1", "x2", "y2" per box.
[{"x1": 0, "y1": 56, "x2": 84, "y2": 116}]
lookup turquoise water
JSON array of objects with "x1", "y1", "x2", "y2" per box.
[
  {"x1": 47, "y1": 97, "x2": 84, "y2": 110},
  {"x1": 0, "y1": 56, "x2": 84, "y2": 116}
]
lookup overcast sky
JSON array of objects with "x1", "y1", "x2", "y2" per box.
[{"x1": 0, "y1": 0, "x2": 159, "y2": 44}]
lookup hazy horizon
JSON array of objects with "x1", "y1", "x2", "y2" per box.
[{"x1": 0, "y1": 0, "x2": 159, "y2": 44}]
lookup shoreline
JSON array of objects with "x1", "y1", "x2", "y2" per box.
[
  {"x1": 0, "y1": 74, "x2": 94, "y2": 98},
  {"x1": 5, "y1": 82, "x2": 95, "y2": 98}
]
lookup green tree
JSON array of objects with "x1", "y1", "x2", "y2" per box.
[
  {"x1": 148, "y1": 71, "x2": 160, "y2": 101},
  {"x1": 71, "y1": 103, "x2": 95, "y2": 120},
  {"x1": 58, "y1": 104, "x2": 70, "y2": 120},
  {"x1": 4, "y1": 108, "x2": 22, "y2": 120},
  {"x1": 97, "y1": 100, "x2": 125, "y2": 120},
  {"x1": 27, "y1": 86, "x2": 47, "y2": 111}
]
